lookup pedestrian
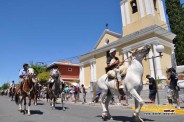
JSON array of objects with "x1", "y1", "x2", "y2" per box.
[
  {"x1": 81, "y1": 84, "x2": 87, "y2": 104},
  {"x1": 117, "y1": 95, "x2": 129, "y2": 106},
  {"x1": 91, "y1": 88, "x2": 101, "y2": 103},
  {"x1": 167, "y1": 67, "x2": 180, "y2": 109},
  {"x1": 146, "y1": 74, "x2": 157, "y2": 104},
  {"x1": 73, "y1": 86, "x2": 78, "y2": 103}
]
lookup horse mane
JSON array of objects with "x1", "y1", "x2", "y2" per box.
[{"x1": 23, "y1": 78, "x2": 33, "y2": 93}]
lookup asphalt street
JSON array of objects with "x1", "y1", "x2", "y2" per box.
[{"x1": 0, "y1": 96, "x2": 183, "y2": 122}]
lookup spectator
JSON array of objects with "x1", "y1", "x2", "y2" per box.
[
  {"x1": 167, "y1": 67, "x2": 180, "y2": 109},
  {"x1": 81, "y1": 84, "x2": 87, "y2": 104},
  {"x1": 117, "y1": 95, "x2": 129, "y2": 106},
  {"x1": 69, "y1": 86, "x2": 74, "y2": 102},
  {"x1": 73, "y1": 86, "x2": 79, "y2": 103},
  {"x1": 146, "y1": 74, "x2": 157, "y2": 104},
  {"x1": 91, "y1": 88, "x2": 101, "y2": 103}
]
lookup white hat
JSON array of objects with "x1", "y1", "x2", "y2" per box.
[{"x1": 109, "y1": 48, "x2": 116, "y2": 54}]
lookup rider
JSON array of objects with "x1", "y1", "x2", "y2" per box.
[
  {"x1": 106, "y1": 48, "x2": 124, "y2": 89},
  {"x1": 10, "y1": 80, "x2": 15, "y2": 89},
  {"x1": 48, "y1": 65, "x2": 60, "y2": 89},
  {"x1": 19, "y1": 63, "x2": 29, "y2": 94}
]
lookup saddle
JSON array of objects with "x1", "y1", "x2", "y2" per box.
[{"x1": 106, "y1": 65, "x2": 128, "y2": 79}]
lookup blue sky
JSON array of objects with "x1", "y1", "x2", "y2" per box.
[{"x1": 0, "y1": 0, "x2": 183, "y2": 85}]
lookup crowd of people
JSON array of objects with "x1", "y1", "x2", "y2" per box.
[{"x1": 1, "y1": 50, "x2": 183, "y2": 109}]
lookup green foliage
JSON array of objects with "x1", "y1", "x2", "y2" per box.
[
  {"x1": 157, "y1": 77, "x2": 161, "y2": 84},
  {"x1": 30, "y1": 63, "x2": 47, "y2": 75},
  {"x1": 1, "y1": 83, "x2": 9, "y2": 90},
  {"x1": 73, "y1": 80, "x2": 80, "y2": 83},
  {"x1": 165, "y1": 0, "x2": 184, "y2": 65},
  {"x1": 37, "y1": 72, "x2": 50, "y2": 84},
  {"x1": 29, "y1": 62, "x2": 49, "y2": 84}
]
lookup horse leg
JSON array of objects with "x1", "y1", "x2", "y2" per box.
[
  {"x1": 27, "y1": 98, "x2": 31, "y2": 116},
  {"x1": 23, "y1": 97, "x2": 27, "y2": 115},
  {"x1": 99, "y1": 89, "x2": 108, "y2": 120},
  {"x1": 105, "y1": 93, "x2": 113, "y2": 120},
  {"x1": 62, "y1": 93, "x2": 65, "y2": 111},
  {"x1": 34, "y1": 94, "x2": 37, "y2": 106},
  {"x1": 18, "y1": 96, "x2": 23, "y2": 111},
  {"x1": 130, "y1": 89, "x2": 144, "y2": 122}
]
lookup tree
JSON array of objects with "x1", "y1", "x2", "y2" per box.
[
  {"x1": 30, "y1": 63, "x2": 49, "y2": 84},
  {"x1": 1, "y1": 83, "x2": 9, "y2": 90},
  {"x1": 30, "y1": 63, "x2": 47, "y2": 75},
  {"x1": 165, "y1": 0, "x2": 184, "y2": 65},
  {"x1": 37, "y1": 72, "x2": 50, "y2": 84}
]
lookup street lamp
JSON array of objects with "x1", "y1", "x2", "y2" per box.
[{"x1": 145, "y1": 44, "x2": 165, "y2": 105}]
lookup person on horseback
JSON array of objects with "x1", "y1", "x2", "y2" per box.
[
  {"x1": 48, "y1": 65, "x2": 60, "y2": 89},
  {"x1": 10, "y1": 80, "x2": 15, "y2": 89},
  {"x1": 18, "y1": 63, "x2": 29, "y2": 94},
  {"x1": 106, "y1": 48, "x2": 124, "y2": 89}
]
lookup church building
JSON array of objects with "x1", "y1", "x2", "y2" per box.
[{"x1": 78, "y1": 0, "x2": 176, "y2": 89}]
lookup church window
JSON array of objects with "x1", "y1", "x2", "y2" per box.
[
  {"x1": 104, "y1": 38, "x2": 109, "y2": 45},
  {"x1": 130, "y1": 0, "x2": 138, "y2": 14}
]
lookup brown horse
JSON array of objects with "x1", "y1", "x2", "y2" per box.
[
  {"x1": 15, "y1": 77, "x2": 33, "y2": 115},
  {"x1": 15, "y1": 75, "x2": 35, "y2": 115}
]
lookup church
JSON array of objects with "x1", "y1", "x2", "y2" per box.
[{"x1": 78, "y1": 0, "x2": 176, "y2": 89}]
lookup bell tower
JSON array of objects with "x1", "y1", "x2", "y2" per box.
[{"x1": 120, "y1": 0, "x2": 168, "y2": 36}]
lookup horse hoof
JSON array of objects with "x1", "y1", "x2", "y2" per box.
[{"x1": 27, "y1": 113, "x2": 31, "y2": 116}]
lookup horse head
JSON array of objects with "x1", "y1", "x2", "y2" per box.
[
  {"x1": 131, "y1": 45, "x2": 150, "y2": 62},
  {"x1": 23, "y1": 68, "x2": 36, "y2": 94},
  {"x1": 50, "y1": 69, "x2": 60, "y2": 78}
]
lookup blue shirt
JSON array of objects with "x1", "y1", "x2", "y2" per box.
[{"x1": 19, "y1": 69, "x2": 28, "y2": 78}]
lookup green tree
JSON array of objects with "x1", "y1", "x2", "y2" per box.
[
  {"x1": 165, "y1": 0, "x2": 184, "y2": 65},
  {"x1": 1, "y1": 83, "x2": 9, "y2": 90},
  {"x1": 30, "y1": 63, "x2": 49, "y2": 84},
  {"x1": 30, "y1": 63, "x2": 47, "y2": 75},
  {"x1": 37, "y1": 72, "x2": 50, "y2": 84}
]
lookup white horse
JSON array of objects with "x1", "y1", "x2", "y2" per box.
[{"x1": 97, "y1": 45, "x2": 150, "y2": 122}]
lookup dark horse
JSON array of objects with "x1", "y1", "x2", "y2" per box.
[
  {"x1": 15, "y1": 68, "x2": 36, "y2": 115},
  {"x1": 47, "y1": 69, "x2": 65, "y2": 110},
  {"x1": 32, "y1": 82, "x2": 41, "y2": 106},
  {"x1": 9, "y1": 86, "x2": 16, "y2": 101}
]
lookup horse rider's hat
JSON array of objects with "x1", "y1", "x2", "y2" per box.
[
  {"x1": 23, "y1": 63, "x2": 29, "y2": 67},
  {"x1": 109, "y1": 48, "x2": 116, "y2": 54}
]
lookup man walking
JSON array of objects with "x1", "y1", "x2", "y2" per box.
[{"x1": 146, "y1": 75, "x2": 157, "y2": 104}]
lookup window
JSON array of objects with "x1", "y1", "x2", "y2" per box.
[
  {"x1": 153, "y1": 0, "x2": 157, "y2": 10},
  {"x1": 104, "y1": 38, "x2": 109, "y2": 45},
  {"x1": 130, "y1": 0, "x2": 138, "y2": 14},
  {"x1": 68, "y1": 68, "x2": 72, "y2": 72}
]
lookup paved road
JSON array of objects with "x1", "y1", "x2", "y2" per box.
[{"x1": 0, "y1": 96, "x2": 183, "y2": 122}]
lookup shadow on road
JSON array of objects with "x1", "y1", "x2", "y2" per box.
[
  {"x1": 55, "y1": 106, "x2": 69, "y2": 110},
  {"x1": 96, "y1": 115, "x2": 154, "y2": 122},
  {"x1": 31, "y1": 110, "x2": 44, "y2": 115},
  {"x1": 112, "y1": 116, "x2": 154, "y2": 122},
  {"x1": 36, "y1": 103, "x2": 44, "y2": 105}
]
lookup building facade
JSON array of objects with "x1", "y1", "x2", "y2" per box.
[
  {"x1": 47, "y1": 60, "x2": 80, "y2": 82},
  {"x1": 78, "y1": 0, "x2": 176, "y2": 89}
]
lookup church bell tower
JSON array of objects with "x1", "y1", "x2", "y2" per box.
[{"x1": 120, "y1": 0, "x2": 168, "y2": 36}]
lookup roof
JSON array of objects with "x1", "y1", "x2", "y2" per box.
[
  {"x1": 93, "y1": 29, "x2": 122, "y2": 49},
  {"x1": 78, "y1": 25, "x2": 176, "y2": 61},
  {"x1": 47, "y1": 60, "x2": 79, "y2": 69}
]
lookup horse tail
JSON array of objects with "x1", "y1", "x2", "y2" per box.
[{"x1": 15, "y1": 93, "x2": 19, "y2": 105}]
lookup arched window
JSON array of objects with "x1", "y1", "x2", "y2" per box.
[{"x1": 130, "y1": 0, "x2": 138, "y2": 14}]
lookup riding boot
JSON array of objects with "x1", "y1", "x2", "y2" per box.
[{"x1": 115, "y1": 69, "x2": 124, "y2": 89}]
